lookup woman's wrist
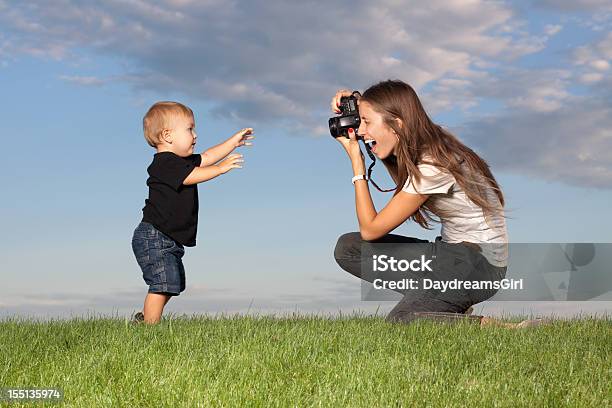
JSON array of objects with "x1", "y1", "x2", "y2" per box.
[
  {"x1": 353, "y1": 162, "x2": 365, "y2": 176},
  {"x1": 351, "y1": 157, "x2": 366, "y2": 175}
]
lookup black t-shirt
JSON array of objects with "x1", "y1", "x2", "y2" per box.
[{"x1": 141, "y1": 152, "x2": 202, "y2": 247}]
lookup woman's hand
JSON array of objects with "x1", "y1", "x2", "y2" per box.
[
  {"x1": 330, "y1": 89, "x2": 353, "y2": 113},
  {"x1": 230, "y1": 128, "x2": 255, "y2": 148},
  {"x1": 337, "y1": 128, "x2": 366, "y2": 174},
  {"x1": 331, "y1": 89, "x2": 365, "y2": 174}
]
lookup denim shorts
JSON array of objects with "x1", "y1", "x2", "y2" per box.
[{"x1": 131, "y1": 221, "x2": 186, "y2": 296}]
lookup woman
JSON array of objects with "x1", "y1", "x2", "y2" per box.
[{"x1": 331, "y1": 80, "x2": 538, "y2": 327}]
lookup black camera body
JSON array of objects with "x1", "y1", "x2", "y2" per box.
[
  {"x1": 328, "y1": 95, "x2": 362, "y2": 139},
  {"x1": 327, "y1": 92, "x2": 394, "y2": 192}
]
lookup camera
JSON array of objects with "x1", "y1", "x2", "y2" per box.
[
  {"x1": 328, "y1": 94, "x2": 362, "y2": 139},
  {"x1": 328, "y1": 92, "x2": 396, "y2": 192}
]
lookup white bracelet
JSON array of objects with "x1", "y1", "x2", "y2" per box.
[{"x1": 352, "y1": 174, "x2": 368, "y2": 185}]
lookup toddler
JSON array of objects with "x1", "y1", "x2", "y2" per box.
[{"x1": 131, "y1": 101, "x2": 253, "y2": 324}]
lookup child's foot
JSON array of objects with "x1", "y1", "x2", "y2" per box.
[{"x1": 131, "y1": 311, "x2": 145, "y2": 324}]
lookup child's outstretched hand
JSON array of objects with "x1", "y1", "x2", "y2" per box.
[
  {"x1": 217, "y1": 153, "x2": 244, "y2": 174},
  {"x1": 231, "y1": 128, "x2": 255, "y2": 148}
]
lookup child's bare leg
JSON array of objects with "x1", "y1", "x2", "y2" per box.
[{"x1": 143, "y1": 293, "x2": 172, "y2": 324}]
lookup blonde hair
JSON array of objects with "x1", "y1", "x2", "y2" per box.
[{"x1": 142, "y1": 101, "x2": 194, "y2": 147}]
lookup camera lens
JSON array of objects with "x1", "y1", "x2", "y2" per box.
[{"x1": 328, "y1": 118, "x2": 340, "y2": 138}]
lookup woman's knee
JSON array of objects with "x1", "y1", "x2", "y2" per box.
[{"x1": 333, "y1": 232, "x2": 363, "y2": 261}]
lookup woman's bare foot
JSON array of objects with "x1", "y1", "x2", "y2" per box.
[
  {"x1": 480, "y1": 317, "x2": 551, "y2": 328},
  {"x1": 516, "y1": 318, "x2": 551, "y2": 328},
  {"x1": 480, "y1": 316, "x2": 518, "y2": 328}
]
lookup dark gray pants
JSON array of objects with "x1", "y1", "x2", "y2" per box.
[{"x1": 333, "y1": 232, "x2": 507, "y2": 324}]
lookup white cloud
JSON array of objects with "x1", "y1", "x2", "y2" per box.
[
  {"x1": 1, "y1": 1, "x2": 611, "y2": 187},
  {"x1": 460, "y1": 96, "x2": 612, "y2": 188},
  {"x1": 579, "y1": 72, "x2": 604, "y2": 83},
  {"x1": 538, "y1": 0, "x2": 612, "y2": 12},
  {"x1": 574, "y1": 32, "x2": 612, "y2": 64},
  {"x1": 2, "y1": 286, "x2": 610, "y2": 320},
  {"x1": 572, "y1": 32, "x2": 612, "y2": 88},
  {"x1": 507, "y1": 86, "x2": 570, "y2": 112},
  {"x1": 544, "y1": 24, "x2": 563, "y2": 36},
  {"x1": 0, "y1": 0, "x2": 545, "y2": 125},
  {"x1": 59, "y1": 75, "x2": 107, "y2": 86},
  {"x1": 596, "y1": 31, "x2": 612, "y2": 58},
  {"x1": 590, "y1": 59, "x2": 610, "y2": 71},
  {"x1": 465, "y1": 68, "x2": 572, "y2": 113}
]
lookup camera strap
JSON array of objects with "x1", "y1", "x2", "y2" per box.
[{"x1": 362, "y1": 141, "x2": 396, "y2": 193}]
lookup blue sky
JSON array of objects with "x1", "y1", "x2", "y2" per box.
[{"x1": 1, "y1": 0, "x2": 611, "y2": 319}]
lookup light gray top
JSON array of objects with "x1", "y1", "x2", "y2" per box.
[{"x1": 402, "y1": 156, "x2": 508, "y2": 267}]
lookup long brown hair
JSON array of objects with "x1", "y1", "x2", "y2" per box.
[{"x1": 360, "y1": 79, "x2": 505, "y2": 230}]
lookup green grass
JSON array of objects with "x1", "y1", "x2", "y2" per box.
[{"x1": 0, "y1": 314, "x2": 610, "y2": 407}]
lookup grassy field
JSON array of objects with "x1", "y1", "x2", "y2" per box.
[{"x1": 0, "y1": 314, "x2": 610, "y2": 407}]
